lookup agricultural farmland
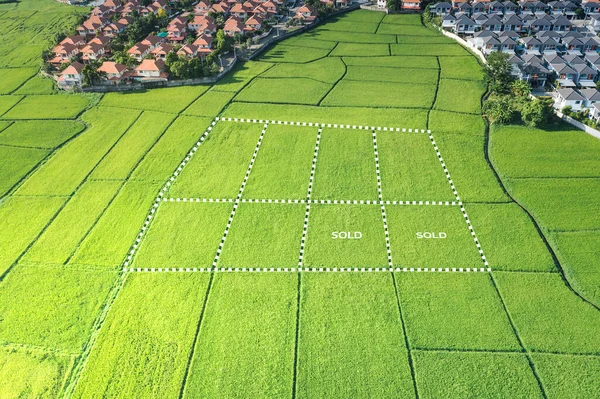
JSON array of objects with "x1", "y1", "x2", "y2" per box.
[{"x1": 0, "y1": 1, "x2": 599, "y2": 398}]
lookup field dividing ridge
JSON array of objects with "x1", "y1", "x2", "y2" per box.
[{"x1": 372, "y1": 130, "x2": 393, "y2": 267}]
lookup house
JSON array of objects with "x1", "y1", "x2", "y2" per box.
[
  {"x1": 133, "y1": 59, "x2": 168, "y2": 80},
  {"x1": 245, "y1": 15, "x2": 263, "y2": 32},
  {"x1": 581, "y1": 89, "x2": 600, "y2": 107},
  {"x1": 432, "y1": 1, "x2": 452, "y2": 14},
  {"x1": 530, "y1": 18, "x2": 552, "y2": 33},
  {"x1": 296, "y1": 5, "x2": 317, "y2": 23},
  {"x1": 188, "y1": 16, "x2": 217, "y2": 35},
  {"x1": 194, "y1": 34, "x2": 214, "y2": 56},
  {"x1": 141, "y1": 35, "x2": 164, "y2": 50},
  {"x1": 58, "y1": 61, "x2": 84, "y2": 88},
  {"x1": 502, "y1": 0, "x2": 517, "y2": 14},
  {"x1": 554, "y1": 88, "x2": 585, "y2": 110},
  {"x1": 224, "y1": 16, "x2": 245, "y2": 35},
  {"x1": 589, "y1": 102, "x2": 600, "y2": 122},
  {"x1": 562, "y1": 36, "x2": 584, "y2": 54},
  {"x1": 102, "y1": 22, "x2": 126, "y2": 37},
  {"x1": 481, "y1": 35, "x2": 502, "y2": 54},
  {"x1": 60, "y1": 35, "x2": 86, "y2": 47},
  {"x1": 554, "y1": 63, "x2": 578, "y2": 87},
  {"x1": 442, "y1": 14, "x2": 457, "y2": 29},
  {"x1": 127, "y1": 43, "x2": 151, "y2": 61},
  {"x1": 574, "y1": 64, "x2": 597, "y2": 87},
  {"x1": 551, "y1": 15, "x2": 572, "y2": 32},
  {"x1": 488, "y1": 1, "x2": 504, "y2": 14},
  {"x1": 518, "y1": 59, "x2": 549, "y2": 87},
  {"x1": 167, "y1": 21, "x2": 187, "y2": 43},
  {"x1": 498, "y1": 35, "x2": 517, "y2": 52},
  {"x1": 402, "y1": 0, "x2": 422, "y2": 10},
  {"x1": 587, "y1": 14, "x2": 600, "y2": 33},
  {"x1": 503, "y1": 15, "x2": 524, "y2": 32},
  {"x1": 581, "y1": 36, "x2": 600, "y2": 53},
  {"x1": 562, "y1": 54, "x2": 586, "y2": 66},
  {"x1": 468, "y1": 30, "x2": 496, "y2": 48},
  {"x1": 455, "y1": 15, "x2": 476, "y2": 33},
  {"x1": 51, "y1": 43, "x2": 80, "y2": 65},
  {"x1": 520, "y1": 36, "x2": 542, "y2": 54},
  {"x1": 585, "y1": 52, "x2": 600, "y2": 71},
  {"x1": 177, "y1": 44, "x2": 199, "y2": 58},
  {"x1": 97, "y1": 61, "x2": 127, "y2": 84},
  {"x1": 151, "y1": 43, "x2": 174, "y2": 59},
  {"x1": 456, "y1": 2, "x2": 473, "y2": 15},
  {"x1": 583, "y1": 1, "x2": 600, "y2": 14},
  {"x1": 538, "y1": 36, "x2": 559, "y2": 54},
  {"x1": 194, "y1": 1, "x2": 211, "y2": 14},
  {"x1": 481, "y1": 16, "x2": 503, "y2": 32},
  {"x1": 80, "y1": 42, "x2": 106, "y2": 62},
  {"x1": 230, "y1": 3, "x2": 248, "y2": 18}
]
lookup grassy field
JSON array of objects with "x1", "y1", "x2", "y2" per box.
[{"x1": 0, "y1": 3, "x2": 598, "y2": 398}]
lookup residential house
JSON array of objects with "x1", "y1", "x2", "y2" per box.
[
  {"x1": 583, "y1": 1, "x2": 600, "y2": 14},
  {"x1": 581, "y1": 89, "x2": 600, "y2": 108},
  {"x1": 150, "y1": 43, "x2": 174, "y2": 59},
  {"x1": 58, "y1": 61, "x2": 84, "y2": 88},
  {"x1": 127, "y1": 43, "x2": 151, "y2": 61},
  {"x1": 442, "y1": 14, "x2": 457, "y2": 29},
  {"x1": 455, "y1": 15, "x2": 476, "y2": 33},
  {"x1": 574, "y1": 63, "x2": 597, "y2": 86},
  {"x1": 498, "y1": 35, "x2": 517, "y2": 52},
  {"x1": 402, "y1": 0, "x2": 422, "y2": 10},
  {"x1": 177, "y1": 44, "x2": 199, "y2": 58},
  {"x1": 133, "y1": 59, "x2": 168, "y2": 80},
  {"x1": 562, "y1": 36, "x2": 584, "y2": 54},
  {"x1": 552, "y1": 15, "x2": 572, "y2": 32},
  {"x1": 481, "y1": 15, "x2": 503, "y2": 32},
  {"x1": 554, "y1": 88, "x2": 585, "y2": 110},
  {"x1": 167, "y1": 21, "x2": 187, "y2": 43},
  {"x1": 503, "y1": 0, "x2": 518, "y2": 14},
  {"x1": 80, "y1": 42, "x2": 106, "y2": 62},
  {"x1": 554, "y1": 63, "x2": 578, "y2": 86},
  {"x1": 587, "y1": 14, "x2": 600, "y2": 32},
  {"x1": 520, "y1": 36, "x2": 542, "y2": 54},
  {"x1": 296, "y1": 5, "x2": 317, "y2": 23},
  {"x1": 245, "y1": 15, "x2": 264, "y2": 32},
  {"x1": 503, "y1": 15, "x2": 524, "y2": 32},
  {"x1": 224, "y1": 16, "x2": 245, "y2": 35},
  {"x1": 585, "y1": 52, "x2": 600, "y2": 71},
  {"x1": 98, "y1": 61, "x2": 127, "y2": 84},
  {"x1": 581, "y1": 36, "x2": 600, "y2": 52},
  {"x1": 488, "y1": 1, "x2": 504, "y2": 14},
  {"x1": 432, "y1": 1, "x2": 452, "y2": 14},
  {"x1": 194, "y1": 34, "x2": 214, "y2": 56},
  {"x1": 538, "y1": 36, "x2": 559, "y2": 54}
]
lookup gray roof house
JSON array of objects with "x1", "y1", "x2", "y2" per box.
[
  {"x1": 554, "y1": 88, "x2": 585, "y2": 111},
  {"x1": 520, "y1": 36, "x2": 542, "y2": 54},
  {"x1": 551, "y1": 16, "x2": 573, "y2": 32},
  {"x1": 481, "y1": 15, "x2": 503, "y2": 32},
  {"x1": 503, "y1": 15, "x2": 524, "y2": 32},
  {"x1": 554, "y1": 63, "x2": 578, "y2": 87},
  {"x1": 562, "y1": 36, "x2": 584, "y2": 54},
  {"x1": 502, "y1": 0, "x2": 518, "y2": 14},
  {"x1": 455, "y1": 15, "x2": 477, "y2": 33},
  {"x1": 538, "y1": 36, "x2": 559, "y2": 54},
  {"x1": 573, "y1": 64, "x2": 598, "y2": 87},
  {"x1": 562, "y1": 54, "x2": 586, "y2": 65},
  {"x1": 432, "y1": 2, "x2": 452, "y2": 15},
  {"x1": 579, "y1": 88, "x2": 600, "y2": 107},
  {"x1": 581, "y1": 36, "x2": 600, "y2": 53}
]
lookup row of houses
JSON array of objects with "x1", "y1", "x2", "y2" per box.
[
  {"x1": 58, "y1": 59, "x2": 168, "y2": 87},
  {"x1": 466, "y1": 29, "x2": 600, "y2": 56},
  {"x1": 441, "y1": 10, "x2": 577, "y2": 34},
  {"x1": 431, "y1": 0, "x2": 593, "y2": 17}
]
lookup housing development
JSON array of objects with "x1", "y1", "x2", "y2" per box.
[{"x1": 0, "y1": 0, "x2": 598, "y2": 397}]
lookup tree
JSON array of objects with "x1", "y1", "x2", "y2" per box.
[
  {"x1": 511, "y1": 80, "x2": 532, "y2": 97},
  {"x1": 82, "y1": 64, "x2": 105, "y2": 86},
  {"x1": 484, "y1": 51, "x2": 513, "y2": 94},
  {"x1": 386, "y1": 0, "x2": 402, "y2": 11},
  {"x1": 483, "y1": 96, "x2": 515, "y2": 124},
  {"x1": 521, "y1": 98, "x2": 553, "y2": 127}
]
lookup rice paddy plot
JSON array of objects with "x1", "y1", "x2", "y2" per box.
[
  {"x1": 377, "y1": 23, "x2": 440, "y2": 36},
  {"x1": 217, "y1": 203, "x2": 306, "y2": 268},
  {"x1": 242, "y1": 124, "x2": 318, "y2": 198},
  {"x1": 550, "y1": 231, "x2": 600, "y2": 306},
  {"x1": 306, "y1": 29, "x2": 396, "y2": 44},
  {"x1": 132, "y1": 203, "x2": 231, "y2": 270},
  {"x1": 345, "y1": 65, "x2": 439, "y2": 85},
  {"x1": 505, "y1": 178, "x2": 600, "y2": 231},
  {"x1": 330, "y1": 42, "x2": 390, "y2": 57},
  {"x1": 1, "y1": 94, "x2": 89, "y2": 119},
  {"x1": 491, "y1": 123, "x2": 600, "y2": 178},
  {"x1": 397, "y1": 273, "x2": 521, "y2": 350},
  {"x1": 0, "y1": 145, "x2": 49, "y2": 196},
  {"x1": 234, "y1": 77, "x2": 332, "y2": 105},
  {"x1": 0, "y1": 264, "x2": 118, "y2": 353},
  {"x1": 182, "y1": 89, "x2": 236, "y2": 117},
  {"x1": 435, "y1": 78, "x2": 485, "y2": 114},
  {"x1": 100, "y1": 86, "x2": 208, "y2": 113},
  {"x1": 260, "y1": 44, "x2": 330, "y2": 63},
  {"x1": 0, "y1": 120, "x2": 84, "y2": 149},
  {"x1": 494, "y1": 272, "x2": 600, "y2": 354},
  {"x1": 321, "y1": 80, "x2": 436, "y2": 109},
  {"x1": 0, "y1": 67, "x2": 37, "y2": 94},
  {"x1": 386, "y1": 206, "x2": 483, "y2": 270},
  {"x1": 377, "y1": 132, "x2": 454, "y2": 200},
  {"x1": 222, "y1": 102, "x2": 429, "y2": 127},
  {"x1": 320, "y1": 20, "x2": 379, "y2": 34},
  {"x1": 72, "y1": 273, "x2": 211, "y2": 399},
  {"x1": 413, "y1": 351, "x2": 543, "y2": 398},
  {"x1": 391, "y1": 43, "x2": 469, "y2": 56},
  {"x1": 260, "y1": 57, "x2": 345, "y2": 84},
  {"x1": 466, "y1": 204, "x2": 555, "y2": 272},
  {"x1": 439, "y1": 56, "x2": 484, "y2": 81},
  {"x1": 311, "y1": 128, "x2": 378, "y2": 200},
  {"x1": 303, "y1": 205, "x2": 389, "y2": 268},
  {"x1": 297, "y1": 273, "x2": 415, "y2": 398},
  {"x1": 169, "y1": 120, "x2": 263, "y2": 198},
  {"x1": 184, "y1": 274, "x2": 297, "y2": 398},
  {"x1": 342, "y1": 55, "x2": 439, "y2": 69}
]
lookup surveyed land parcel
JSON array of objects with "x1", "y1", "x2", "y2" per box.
[{"x1": 0, "y1": 5, "x2": 599, "y2": 399}]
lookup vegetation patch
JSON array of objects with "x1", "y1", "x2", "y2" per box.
[
  {"x1": 343, "y1": 55, "x2": 438, "y2": 69},
  {"x1": 0, "y1": 145, "x2": 49, "y2": 196},
  {"x1": 261, "y1": 44, "x2": 330, "y2": 63},
  {"x1": 0, "y1": 67, "x2": 37, "y2": 94},
  {"x1": 321, "y1": 80, "x2": 435, "y2": 109},
  {"x1": 0, "y1": 120, "x2": 84, "y2": 149},
  {"x1": 391, "y1": 43, "x2": 468, "y2": 56},
  {"x1": 435, "y1": 78, "x2": 485, "y2": 114},
  {"x1": 330, "y1": 42, "x2": 390, "y2": 57},
  {"x1": 261, "y1": 57, "x2": 345, "y2": 84},
  {"x1": 345, "y1": 65, "x2": 438, "y2": 85},
  {"x1": 100, "y1": 86, "x2": 208, "y2": 114},
  {"x1": 2, "y1": 94, "x2": 88, "y2": 119}
]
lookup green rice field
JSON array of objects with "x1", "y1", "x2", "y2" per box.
[{"x1": 0, "y1": 1, "x2": 598, "y2": 397}]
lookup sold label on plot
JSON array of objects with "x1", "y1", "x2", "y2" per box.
[
  {"x1": 416, "y1": 232, "x2": 447, "y2": 239},
  {"x1": 332, "y1": 231, "x2": 362, "y2": 239}
]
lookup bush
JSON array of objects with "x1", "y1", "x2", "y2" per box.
[{"x1": 521, "y1": 98, "x2": 554, "y2": 127}]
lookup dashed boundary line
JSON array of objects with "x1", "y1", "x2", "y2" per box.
[
  {"x1": 372, "y1": 130, "x2": 393, "y2": 267},
  {"x1": 298, "y1": 127, "x2": 321, "y2": 267},
  {"x1": 122, "y1": 117, "x2": 219, "y2": 269},
  {"x1": 428, "y1": 132, "x2": 491, "y2": 272},
  {"x1": 162, "y1": 198, "x2": 463, "y2": 206},
  {"x1": 216, "y1": 116, "x2": 430, "y2": 134},
  {"x1": 124, "y1": 267, "x2": 491, "y2": 273},
  {"x1": 211, "y1": 121, "x2": 269, "y2": 268}
]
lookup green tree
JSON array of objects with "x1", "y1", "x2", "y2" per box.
[
  {"x1": 511, "y1": 80, "x2": 532, "y2": 97},
  {"x1": 484, "y1": 51, "x2": 513, "y2": 94},
  {"x1": 483, "y1": 96, "x2": 515, "y2": 124},
  {"x1": 386, "y1": 0, "x2": 402, "y2": 10},
  {"x1": 521, "y1": 99, "x2": 553, "y2": 127},
  {"x1": 82, "y1": 64, "x2": 105, "y2": 86}
]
